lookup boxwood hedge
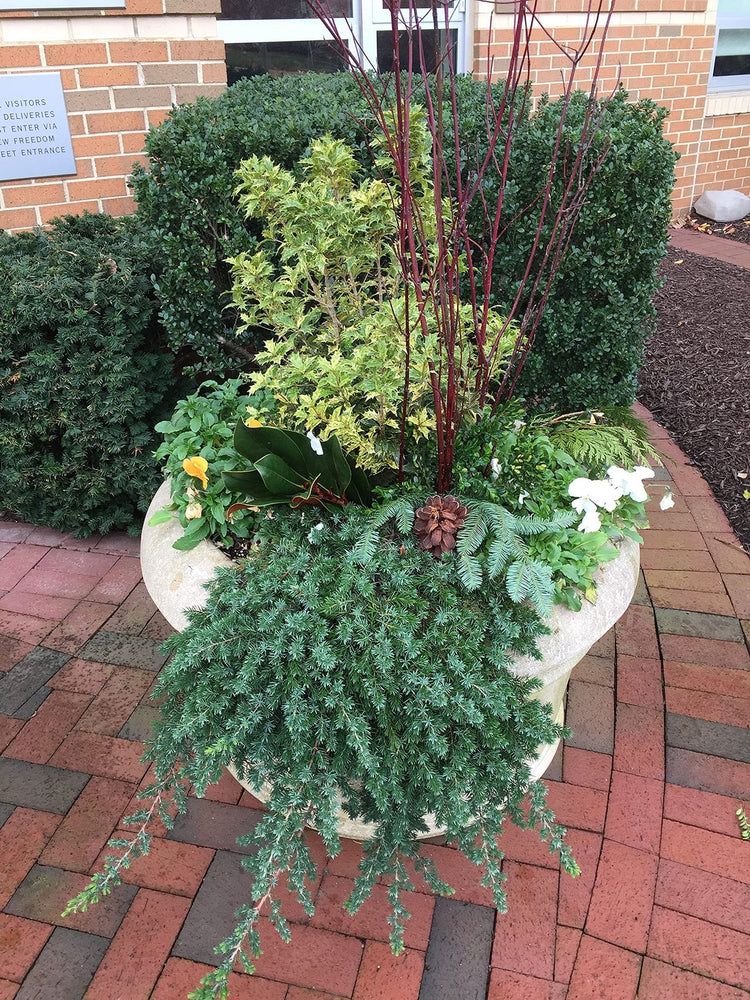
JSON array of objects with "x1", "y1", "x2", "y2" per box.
[{"x1": 132, "y1": 73, "x2": 676, "y2": 405}]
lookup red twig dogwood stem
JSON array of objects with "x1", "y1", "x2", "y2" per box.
[{"x1": 306, "y1": 0, "x2": 618, "y2": 492}]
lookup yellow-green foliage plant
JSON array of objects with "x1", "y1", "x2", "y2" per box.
[{"x1": 228, "y1": 119, "x2": 515, "y2": 475}]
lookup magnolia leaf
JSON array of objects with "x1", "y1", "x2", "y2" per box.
[
  {"x1": 226, "y1": 502, "x2": 261, "y2": 517},
  {"x1": 233, "y1": 421, "x2": 307, "y2": 473},
  {"x1": 254, "y1": 454, "x2": 308, "y2": 495},
  {"x1": 324, "y1": 434, "x2": 353, "y2": 496},
  {"x1": 345, "y1": 460, "x2": 372, "y2": 506},
  {"x1": 222, "y1": 468, "x2": 269, "y2": 496}
]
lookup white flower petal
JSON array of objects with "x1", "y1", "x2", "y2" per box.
[
  {"x1": 306, "y1": 431, "x2": 324, "y2": 456},
  {"x1": 568, "y1": 477, "x2": 594, "y2": 499},
  {"x1": 569, "y1": 477, "x2": 620, "y2": 510},
  {"x1": 578, "y1": 505, "x2": 602, "y2": 532},
  {"x1": 588, "y1": 480, "x2": 622, "y2": 511},
  {"x1": 660, "y1": 490, "x2": 675, "y2": 511},
  {"x1": 606, "y1": 465, "x2": 653, "y2": 503}
]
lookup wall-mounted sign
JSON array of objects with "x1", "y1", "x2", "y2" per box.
[{"x1": 0, "y1": 72, "x2": 76, "y2": 182}]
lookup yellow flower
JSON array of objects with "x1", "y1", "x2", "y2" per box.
[
  {"x1": 182, "y1": 456, "x2": 208, "y2": 489},
  {"x1": 247, "y1": 418, "x2": 263, "y2": 428}
]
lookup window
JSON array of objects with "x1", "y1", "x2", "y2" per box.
[
  {"x1": 710, "y1": 0, "x2": 750, "y2": 92},
  {"x1": 225, "y1": 41, "x2": 349, "y2": 82},
  {"x1": 219, "y1": 0, "x2": 356, "y2": 80},
  {"x1": 220, "y1": 0, "x2": 351, "y2": 18},
  {"x1": 218, "y1": 0, "x2": 467, "y2": 82}
]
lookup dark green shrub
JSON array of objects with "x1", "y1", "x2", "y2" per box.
[
  {"x1": 132, "y1": 73, "x2": 504, "y2": 376},
  {"x1": 499, "y1": 89, "x2": 677, "y2": 407},
  {"x1": 0, "y1": 212, "x2": 179, "y2": 536},
  {"x1": 132, "y1": 74, "x2": 377, "y2": 374},
  {"x1": 132, "y1": 76, "x2": 675, "y2": 403}
]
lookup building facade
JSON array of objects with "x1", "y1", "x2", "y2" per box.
[{"x1": 0, "y1": 0, "x2": 747, "y2": 230}]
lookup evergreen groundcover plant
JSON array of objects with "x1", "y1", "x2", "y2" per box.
[{"x1": 65, "y1": 2, "x2": 674, "y2": 997}]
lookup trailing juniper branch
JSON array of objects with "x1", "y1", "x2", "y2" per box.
[{"x1": 62, "y1": 763, "x2": 187, "y2": 916}]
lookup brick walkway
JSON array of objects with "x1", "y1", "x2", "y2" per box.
[
  {"x1": 669, "y1": 224, "x2": 750, "y2": 270},
  {"x1": 1, "y1": 240, "x2": 749, "y2": 999}
]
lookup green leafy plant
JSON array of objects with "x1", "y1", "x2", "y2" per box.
[
  {"x1": 131, "y1": 77, "x2": 675, "y2": 404},
  {"x1": 131, "y1": 73, "x2": 379, "y2": 375},
  {"x1": 151, "y1": 379, "x2": 268, "y2": 550},
  {"x1": 66, "y1": 507, "x2": 577, "y2": 991},
  {"x1": 230, "y1": 128, "x2": 514, "y2": 475},
  {"x1": 0, "y1": 212, "x2": 177, "y2": 536},
  {"x1": 498, "y1": 89, "x2": 677, "y2": 408}
]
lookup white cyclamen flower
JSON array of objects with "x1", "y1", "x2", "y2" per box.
[
  {"x1": 660, "y1": 489, "x2": 675, "y2": 511},
  {"x1": 490, "y1": 457, "x2": 501, "y2": 480},
  {"x1": 518, "y1": 490, "x2": 529, "y2": 506},
  {"x1": 606, "y1": 465, "x2": 655, "y2": 504},
  {"x1": 568, "y1": 476, "x2": 622, "y2": 513},
  {"x1": 306, "y1": 431, "x2": 323, "y2": 456}
]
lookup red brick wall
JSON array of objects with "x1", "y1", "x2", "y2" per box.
[
  {"x1": 478, "y1": 1, "x2": 750, "y2": 215},
  {"x1": 0, "y1": 0, "x2": 226, "y2": 230},
  {"x1": 688, "y1": 113, "x2": 750, "y2": 203}
]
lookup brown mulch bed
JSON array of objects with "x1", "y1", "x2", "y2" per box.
[
  {"x1": 685, "y1": 210, "x2": 750, "y2": 244},
  {"x1": 638, "y1": 244, "x2": 750, "y2": 551}
]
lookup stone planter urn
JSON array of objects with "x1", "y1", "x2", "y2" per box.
[{"x1": 141, "y1": 480, "x2": 639, "y2": 839}]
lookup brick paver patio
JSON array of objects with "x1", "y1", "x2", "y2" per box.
[{"x1": 1, "y1": 230, "x2": 748, "y2": 998}]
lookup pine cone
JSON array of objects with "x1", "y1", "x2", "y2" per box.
[{"x1": 414, "y1": 494, "x2": 468, "y2": 558}]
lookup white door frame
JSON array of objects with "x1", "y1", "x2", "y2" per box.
[{"x1": 360, "y1": 0, "x2": 468, "y2": 74}]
